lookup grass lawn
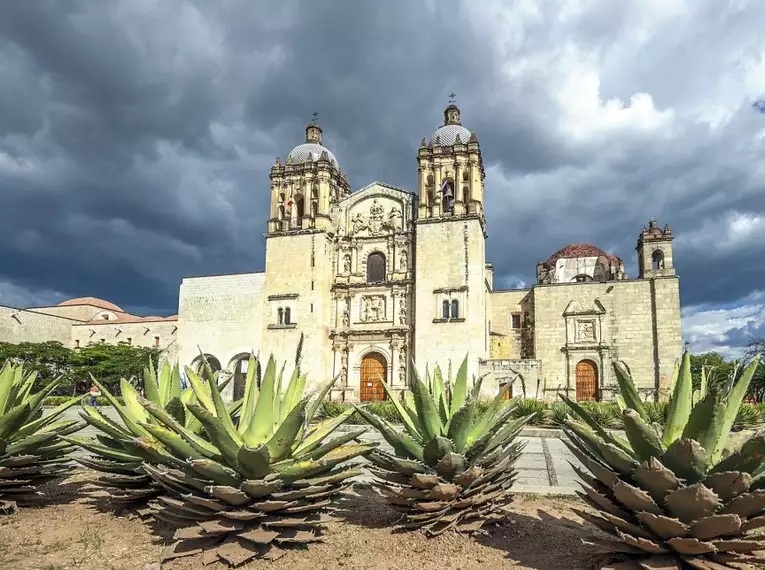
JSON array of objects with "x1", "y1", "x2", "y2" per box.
[{"x1": 0, "y1": 469, "x2": 602, "y2": 570}]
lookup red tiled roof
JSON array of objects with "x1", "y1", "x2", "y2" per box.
[
  {"x1": 543, "y1": 243, "x2": 622, "y2": 268},
  {"x1": 58, "y1": 297, "x2": 124, "y2": 312}
]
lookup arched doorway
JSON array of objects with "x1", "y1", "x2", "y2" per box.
[
  {"x1": 191, "y1": 354, "x2": 222, "y2": 381},
  {"x1": 228, "y1": 353, "x2": 252, "y2": 401},
  {"x1": 360, "y1": 352, "x2": 387, "y2": 402},
  {"x1": 575, "y1": 359, "x2": 599, "y2": 401}
]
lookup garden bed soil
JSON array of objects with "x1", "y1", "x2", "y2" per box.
[{"x1": 0, "y1": 469, "x2": 599, "y2": 570}]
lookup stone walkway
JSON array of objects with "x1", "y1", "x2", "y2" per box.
[{"x1": 60, "y1": 407, "x2": 581, "y2": 496}]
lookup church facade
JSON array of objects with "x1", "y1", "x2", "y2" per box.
[
  {"x1": 0, "y1": 103, "x2": 682, "y2": 403},
  {"x1": 173, "y1": 103, "x2": 682, "y2": 403}
]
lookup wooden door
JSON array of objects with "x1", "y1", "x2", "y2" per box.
[
  {"x1": 360, "y1": 353, "x2": 387, "y2": 401},
  {"x1": 575, "y1": 360, "x2": 598, "y2": 401}
]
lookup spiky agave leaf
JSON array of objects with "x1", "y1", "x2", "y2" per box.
[
  {"x1": 136, "y1": 348, "x2": 373, "y2": 567},
  {"x1": 356, "y1": 355, "x2": 530, "y2": 536},
  {"x1": 0, "y1": 362, "x2": 82, "y2": 514},
  {"x1": 564, "y1": 350, "x2": 765, "y2": 569},
  {"x1": 68, "y1": 360, "x2": 198, "y2": 515}
]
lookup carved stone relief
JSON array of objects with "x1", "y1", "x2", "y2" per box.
[
  {"x1": 398, "y1": 298, "x2": 407, "y2": 325},
  {"x1": 348, "y1": 199, "x2": 405, "y2": 236},
  {"x1": 362, "y1": 295, "x2": 386, "y2": 322},
  {"x1": 575, "y1": 320, "x2": 596, "y2": 342},
  {"x1": 399, "y1": 250, "x2": 408, "y2": 271},
  {"x1": 343, "y1": 253, "x2": 351, "y2": 274},
  {"x1": 399, "y1": 348, "x2": 407, "y2": 383}
]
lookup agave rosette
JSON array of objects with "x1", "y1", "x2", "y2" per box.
[
  {"x1": 125, "y1": 351, "x2": 375, "y2": 567},
  {"x1": 0, "y1": 362, "x2": 82, "y2": 514},
  {"x1": 354, "y1": 356, "x2": 533, "y2": 536},
  {"x1": 64, "y1": 360, "x2": 213, "y2": 514},
  {"x1": 561, "y1": 351, "x2": 765, "y2": 569}
]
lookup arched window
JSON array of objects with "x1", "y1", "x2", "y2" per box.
[
  {"x1": 284, "y1": 307, "x2": 291, "y2": 325},
  {"x1": 442, "y1": 301, "x2": 450, "y2": 320},
  {"x1": 442, "y1": 179, "x2": 455, "y2": 213},
  {"x1": 463, "y1": 186, "x2": 471, "y2": 204},
  {"x1": 573, "y1": 274, "x2": 593, "y2": 283},
  {"x1": 279, "y1": 192, "x2": 285, "y2": 203},
  {"x1": 451, "y1": 300, "x2": 459, "y2": 319},
  {"x1": 293, "y1": 195, "x2": 305, "y2": 228},
  {"x1": 652, "y1": 250, "x2": 665, "y2": 270},
  {"x1": 277, "y1": 205, "x2": 285, "y2": 220},
  {"x1": 310, "y1": 201, "x2": 318, "y2": 217},
  {"x1": 367, "y1": 252, "x2": 386, "y2": 283},
  {"x1": 277, "y1": 308, "x2": 284, "y2": 325}
]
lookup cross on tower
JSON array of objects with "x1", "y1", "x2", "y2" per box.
[
  {"x1": 311, "y1": 111, "x2": 319, "y2": 124},
  {"x1": 448, "y1": 92, "x2": 457, "y2": 104}
]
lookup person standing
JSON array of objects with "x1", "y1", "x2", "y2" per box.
[{"x1": 87, "y1": 383, "x2": 101, "y2": 407}]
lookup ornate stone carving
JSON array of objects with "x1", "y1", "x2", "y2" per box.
[
  {"x1": 398, "y1": 298, "x2": 407, "y2": 325},
  {"x1": 399, "y1": 348, "x2": 407, "y2": 383},
  {"x1": 362, "y1": 295, "x2": 385, "y2": 322},
  {"x1": 576, "y1": 320, "x2": 596, "y2": 342},
  {"x1": 341, "y1": 309, "x2": 349, "y2": 328},
  {"x1": 399, "y1": 250, "x2": 408, "y2": 271},
  {"x1": 389, "y1": 206, "x2": 403, "y2": 227},
  {"x1": 340, "y1": 349, "x2": 348, "y2": 385},
  {"x1": 343, "y1": 253, "x2": 351, "y2": 274},
  {"x1": 351, "y1": 212, "x2": 367, "y2": 234},
  {"x1": 368, "y1": 199, "x2": 385, "y2": 234}
]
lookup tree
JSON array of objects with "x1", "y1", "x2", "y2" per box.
[
  {"x1": 689, "y1": 351, "x2": 736, "y2": 391},
  {"x1": 0, "y1": 341, "x2": 161, "y2": 395}
]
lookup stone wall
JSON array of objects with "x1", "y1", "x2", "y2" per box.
[
  {"x1": 261, "y1": 232, "x2": 334, "y2": 392},
  {"x1": 176, "y1": 272, "x2": 266, "y2": 378},
  {"x1": 414, "y1": 217, "x2": 488, "y2": 393},
  {"x1": 479, "y1": 358, "x2": 541, "y2": 399},
  {"x1": 488, "y1": 289, "x2": 529, "y2": 359},
  {"x1": 531, "y1": 276, "x2": 682, "y2": 401},
  {"x1": 70, "y1": 320, "x2": 178, "y2": 351},
  {"x1": 0, "y1": 305, "x2": 75, "y2": 346}
]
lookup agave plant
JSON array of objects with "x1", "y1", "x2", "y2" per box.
[
  {"x1": 561, "y1": 350, "x2": 765, "y2": 569},
  {"x1": 354, "y1": 357, "x2": 533, "y2": 536},
  {"x1": 0, "y1": 362, "x2": 82, "y2": 514},
  {"x1": 121, "y1": 353, "x2": 375, "y2": 566},
  {"x1": 64, "y1": 360, "x2": 210, "y2": 515}
]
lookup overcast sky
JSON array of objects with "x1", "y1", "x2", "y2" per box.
[{"x1": 1, "y1": 0, "x2": 764, "y2": 358}]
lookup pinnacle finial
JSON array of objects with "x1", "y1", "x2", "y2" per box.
[
  {"x1": 448, "y1": 92, "x2": 457, "y2": 104},
  {"x1": 311, "y1": 111, "x2": 319, "y2": 124}
]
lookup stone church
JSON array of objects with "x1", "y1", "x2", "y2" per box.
[{"x1": 0, "y1": 103, "x2": 682, "y2": 403}]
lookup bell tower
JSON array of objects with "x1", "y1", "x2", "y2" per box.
[
  {"x1": 267, "y1": 115, "x2": 350, "y2": 235},
  {"x1": 636, "y1": 218, "x2": 676, "y2": 278},
  {"x1": 414, "y1": 98, "x2": 489, "y2": 389},
  {"x1": 417, "y1": 99, "x2": 485, "y2": 220}
]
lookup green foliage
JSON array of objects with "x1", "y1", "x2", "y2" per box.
[
  {"x1": 78, "y1": 338, "x2": 371, "y2": 565},
  {"x1": 561, "y1": 350, "x2": 765, "y2": 566},
  {"x1": 0, "y1": 362, "x2": 82, "y2": 514},
  {"x1": 0, "y1": 341, "x2": 161, "y2": 396},
  {"x1": 354, "y1": 356, "x2": 531, "y2": 536}
]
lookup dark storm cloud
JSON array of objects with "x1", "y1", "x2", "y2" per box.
[{"x1": 0, "y1": 0, "x2": 764, "y2": 355}]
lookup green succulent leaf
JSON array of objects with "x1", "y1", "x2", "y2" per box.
[
  {"x1": 353, "y1": 405, "x2": 424, "y2": 461},
  {"x1": 186, "y1": 402, "x2": 241, "y2": 468},
  {"x1": 712, "y1": 356, "x2": 761, "y2": 463},
  {"x1": 242, "y1": 356, "x2": 276, "y2": 446},
  {"x1": 266, "y1": 398, "x2": 308, "y2": 462},
  {"x1": 236, "y1": 444, "x2": 271, "y2": 480},
  {"x1": 447, "y1": 402, "x2": 476, "y2": 453},
  {"x1": 411, "y1": 369, "x2": 444, "y2": 440},
  {"x1": 681, "y1": 389, "x2": 726, "y2": 456},
  {"x1": 378, "y1": 379, "x2": 422, "y2": 442},
  {"x1": 663, "y1": 351, "x2": 693, "y2": 446},
  {"x1": 622, "y1": 409, "x2": 665, "y2": 462},
  {"x1": 450, "y1": 356, "x2": 469, "y2": 419},
  {"x1": 613, "y1": 361, "x2": 649, "y2": 422}
]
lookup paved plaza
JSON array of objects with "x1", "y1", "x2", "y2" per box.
[{"x1": 61, "y1": 407, "x2": 581, "y2": 496}]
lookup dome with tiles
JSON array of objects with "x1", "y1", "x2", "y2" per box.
[
  {"x1": 429, "y1": 104, "x2": 474, "y2": 147},
  {"x1": 286, "y1": 121, "x2": 338, "y2": 167}
]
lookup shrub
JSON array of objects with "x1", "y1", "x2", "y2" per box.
[{"x1": 509, "y1": 398, "x2": 549, "y2": 426}]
